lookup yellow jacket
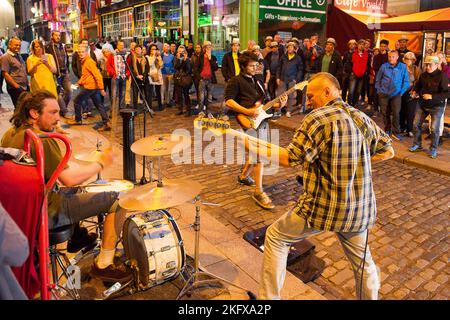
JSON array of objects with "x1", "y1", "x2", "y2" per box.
[{"x1": 78, "y1": 56, "x2": 104, "y2": 90}]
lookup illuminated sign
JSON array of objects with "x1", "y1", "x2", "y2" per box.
[{"x1": 259, "y1": 0, "x2": 327, "y2": 24}]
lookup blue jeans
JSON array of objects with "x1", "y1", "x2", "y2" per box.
[
  {"x1": 259, "y1": 208, "x2": 379, "y2": 300},
  {"x1": 74, "y1": 88, "x2": 108, "y2": 124},
  {"x1": 56, "y1": 72, "x2": 72, "y2": 116},
  {"x1": 199, "y1": 78, "x2": 213, "y2": 111},
  {"x1": 348, "y1": 73, "x2": 365, "y2": 107},
  {"x1": 115, "y1": 78, "x2": 126, "y2": 109},
  {"x1": 413, "y1": 105, "x2": 445, "y2": 150},
  {"x1": 276, "y1": 79, "x2": 296, "y2": 113}
]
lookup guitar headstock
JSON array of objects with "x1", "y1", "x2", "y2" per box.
[
  {"x1": 294, "y1": 80, "x2": 308, "y2": 91},
  {"x1": 193, "y1": 113, "x2": 231, "y2": 136}
]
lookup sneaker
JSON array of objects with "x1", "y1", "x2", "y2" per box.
[
  {"x1": 408, "y1": 145, "x2": 423, "y2": 152},
  {"x1": 286, "y1": 111, "x2": 291, "y2": 118},
  {"x1": 428, "y1": 149, "x2": 438, "y2": 159},
  {"x1": 390, "y1": 133, "x2": 403, "y2": 141},
  {"x1": 66, "y1": 119, "x2": 82, "y2": 125},
  {"x1": 252, "y1": 191, "x2": 275, "y2": 210},
  {"x1": 237, "y1": 175, "x2": 255, "y2": 186},
  {"x1": 97, "y1": 124, "x2": 111, "y2": 132},
  {"x1": 90, "y1": 263, "x2": 132, "y2": 283}
]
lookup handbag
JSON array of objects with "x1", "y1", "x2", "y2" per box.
[
  {"x1": 179, "y1": 74, "x2": 192, "y2": 88},
  {"x1": 150, "y1": 69, "x2": 159, "y2": 82}
]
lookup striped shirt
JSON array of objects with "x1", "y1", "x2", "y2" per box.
[{"x1": 287, "y1": 99, "x2": 392, "y2": 232}]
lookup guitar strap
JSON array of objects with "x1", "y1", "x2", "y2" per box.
[{"x1": 255, "y1": 78, "x2": 269, "y2": 103}]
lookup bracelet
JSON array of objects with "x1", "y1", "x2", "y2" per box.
[{"x1": 96, "y1": 161, "x2": 104, "y2": 170}]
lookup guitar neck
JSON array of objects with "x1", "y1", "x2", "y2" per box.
[
  {"x1": 263, "y1": 85, "x2": 298, "y2": 111},
  {"x1": 225, "y1": 127, "x2": 273, "y2": 148}
]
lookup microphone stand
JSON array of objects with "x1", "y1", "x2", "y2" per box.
[{"x1": 123, "y1": 53, "x2": 155, "y2": 185}]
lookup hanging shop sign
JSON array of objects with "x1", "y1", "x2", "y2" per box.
[
  {"x1": 259, "y1": 0, "x2": 328, "y2": 24},
  {"x1": 334, "y1": 0, "x2": 387, "y2": 15}
]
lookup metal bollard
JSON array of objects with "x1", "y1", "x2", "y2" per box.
[{"x1": 120, "y1": 108, "x2": 138, "y2": 183}]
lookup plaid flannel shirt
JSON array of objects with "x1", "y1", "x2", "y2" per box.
[{"x1": 287, "y1": 99, "x2": 392, "y2": 232}]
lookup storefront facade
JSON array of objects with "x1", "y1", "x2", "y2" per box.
[
  {"x1": 98, "y1": 0, "x2": 328, "y2": 52},
  {"x1": 98, "y1": 0, "x2": 182, "y2": 45}
]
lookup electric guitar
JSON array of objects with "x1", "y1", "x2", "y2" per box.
[{"x1": 235, "y1": 80, "x2": 308, "y2": 130}]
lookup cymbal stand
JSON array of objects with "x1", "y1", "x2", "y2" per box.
[
  {"x1": 177, "y1": 196, "x2": 255, "y2": 300},
  {"x1": 93, "y1": 138, "x2": 105, "y2": 184}
]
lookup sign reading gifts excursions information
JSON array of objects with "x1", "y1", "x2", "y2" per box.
[{"x1": 259, "y1": 0, "x2": 328, "y2": 24}]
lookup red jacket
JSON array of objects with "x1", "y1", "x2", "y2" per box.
[
  {"x1": 352, "y1": 50, "x2": 369, "y2": 78},
  {"x1": 106, "y1": 52, "x2": 132, "y2": 79},
  {"x1": 106, "y1": 54, "x2": 117, "y2": 78}
]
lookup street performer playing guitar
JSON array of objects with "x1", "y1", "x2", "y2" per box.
[{"x1": 224, "y1": 51, "x2": 288, "y2": 209}]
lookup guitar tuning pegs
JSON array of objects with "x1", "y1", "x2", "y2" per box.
[
  {"x1": 207, "y1": 113, "x2": 215, "y2": 119},
  {"x1": 222, "y1": 115, "x2": 229, "y2": 121},
  {"x1": 198, "y1": 112, "x2": 205, "y2": 118}
]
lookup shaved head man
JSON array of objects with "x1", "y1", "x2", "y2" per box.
[
  {"x1": 305, "y1": 72, "x2": 341, "y2": 109},
  {"x1": 241, "y1": 72, "x2": 394, "y2": 300}
]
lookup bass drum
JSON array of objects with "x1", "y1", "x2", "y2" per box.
[{"x1": 122, "y1": 210, "x2": 185, "y2": 288}]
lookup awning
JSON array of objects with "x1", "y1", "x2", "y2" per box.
[
  {"x1": 326, "y1": 6, "x2": 374, "y2": 53},
  {"x1": 369, "y1": 7, "x2": 450, "y2": 31}
]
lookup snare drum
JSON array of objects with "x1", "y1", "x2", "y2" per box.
[
  {"x1": 82, "y1": 179, "x2": 134, "y2": 194},
  {"x1": 122, "y1": 210, "x2": 185, "y2": 288}
]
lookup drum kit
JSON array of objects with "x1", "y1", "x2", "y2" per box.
[{"x1": 74, "y1": 134, "x2": 254, "y2": 300}]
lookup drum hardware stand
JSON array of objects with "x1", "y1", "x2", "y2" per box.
[
  {"x1": 102, "y1": 260, "x2": 140, "y2": 300},
  {"x1": 93, "y1": 138, "x2": 107, "y2": 184},
  {"x1": 123, "y1": 57, "x2": 155, "y2": 186},
  {"x1": 177, "y1": 196, "x2": 256, "y2": 300}
]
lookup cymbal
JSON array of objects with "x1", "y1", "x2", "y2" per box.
[
  {"x1": 75, "y1": 150, "x2": 104, "y2": 162},
  {"x1": 131, "y1": 133, "x2": 189, "y2": 157},
  {"x1": 118, "y1": 179, "x2": 202, "y2": 211}
]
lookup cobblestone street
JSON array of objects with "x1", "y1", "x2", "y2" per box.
[
  {"x1": 1, "y1": 87, "x2": 448, "y2": 300},
  {"x1": 113, "y1": 106, "x2": 449, "y2": 300}
]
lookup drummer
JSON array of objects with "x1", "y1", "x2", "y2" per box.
[{"x1": 1, "y1": 90, "x2": 131, "y2": 283}]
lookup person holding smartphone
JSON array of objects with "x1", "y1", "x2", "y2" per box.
[
  {"x1": 174, "y1": 45, "x2": 193, "y2": 115},
  {"x1": 26, "y1": 39, "x2": 57, "y2": 98}
]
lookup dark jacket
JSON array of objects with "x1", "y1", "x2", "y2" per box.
[
  {"x1": 190, "y1": 52, "x2": 201, "y2": 80},
  {"x1": 277, "y1": 54, "x2": 303, "y2": 83},
  {"x1": 414, "y1": 69, "x2": 450, "y2": 108},
  {"x1": 342, "y1": 49, "x2": 354, "y2": 77},
  {"x1": 174, "y1": 56, "x2": 192, "y2": 77},
  {"x1": 317, "y1": 50, "x2": 343, "y2": 83},
  {"x1": 197, "y1": 53, "x2": 219, "y2": 84},
  {"x1": 45, "y1": 41, "x2": 69, "y2": 77},
  {"x1": 174, "y1": 57, "x2": 192, "y2": 88},
  {"x1": 372, "y1": 52, "x2": 388, "y2": 75},
  {"x1": 221, "y1": 51, "x2": 240, "y2": 81},
  {"x1": 264, "y1": 51, "x2": 282, "y2": 75},
  {"x1": 304, "y1": 45, "x2": 323, "y2": 74}
]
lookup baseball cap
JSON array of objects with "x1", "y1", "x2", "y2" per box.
[
  {"x1": 424, "y1": 55, "x2": 439, "y2": 64},
  {"x1": 326, "y1": 38, "x2": 337, "y2": 46}
]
